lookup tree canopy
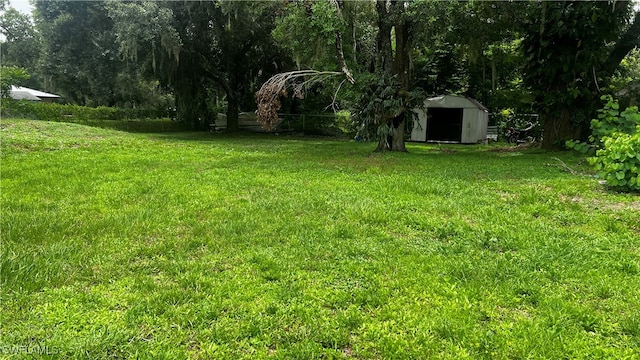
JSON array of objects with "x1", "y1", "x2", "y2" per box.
[
  {"x1": 522, "y1": 0, "x2": 640, "y2": 148},
  {"x1": 2, "y1": 0, "x2": 638, "y2": 150}
]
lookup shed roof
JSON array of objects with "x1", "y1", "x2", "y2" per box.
[
  {"x1": 425, "y1": 95, "x2": 488, "y2": 111},
  {"x1": 10, "y1": 86, "x2": 60, "y2": 101}
]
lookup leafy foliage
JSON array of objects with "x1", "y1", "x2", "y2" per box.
[
  {"x1": 521, "y1": 1, "x2": 636, "y2": 149},
  {"x1": 591, "y1": 97, "x2": 640, "y2": 144},
  {"x1": 0, "y1": 6, "x2": 41, "y2": 88},
  {"x1": 106, "y1": 1, "x2": 181, "y2": 67},
  {"x1": 272, "y1": 0, "x2": 371, "y2": 74},
  {"x1": 589, "y1": 128, "x2": 640, "y2": 192},
  {"x1": 0, "y1": 66, "x2": 29, "y2": 98},
  {"x1": 410, "y1": 0, "x2": 529, "y2": 113},
  {"x1": 5, "y1": 0, "x2": 638, "y2": 141},
  {"x1": 609, "y1": 48, "x2": 640, "y2": 108},
  {"x1": 567, "y1": 95, "x2": 640, "y2": 155},
  {"x1": 273, "y1": 1, "x2": 342, "y2": 70},
  {"x1": 31, "y1": 1, "x2": 175, "y2": 109},
  {"x1": 35, "y1": 1, "x2": 120, "y2": 105},
  {"x1": 354, "y1": 74, "x2": 423, "y2": 144},
  {"x1": 0, "y1": 99, "x2": 167, "y2": 121},
  {"x1": 567, "y1": 96, "x2": 640, "y2": 192},
  {"x1": 107, "y1": 1, "x2": 289, "y2": 129}
]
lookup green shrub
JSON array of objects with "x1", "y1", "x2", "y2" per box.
[
  {"x1": 567, "y1": 95, "x2": 640, "y2": 155},
  {"x1": 567, "y1": 96, "x2": 640, "y2": 192},
  {"x1": 589, "y1": 128, "x2": 640, "y2": 192},
  {"x1": 335, "y1": 110, "x2": 356, "y2": 136},
  {"x1": 0, "y1": 99, "x2": 166, "y2": 121},
  {"x1": 0, "y1": 66, "x2": 30, "y2": 98}
]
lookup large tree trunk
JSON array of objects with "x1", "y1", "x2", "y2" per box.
[
  {"x1": 541, "y1": 108, "x2": 582, "y2": 150},
  {"x1": 211, "y1": 73, "x2": 239, "y2": 132},
  {"x1": 391, "y1": 115, "x2": 407, "y2": 152},
  {"x1": 392, "y1": 18, "x2": 411, "y2": 89},
  {"x1": 603, "y1": 10, "x2": 640, "y2": 75},
  {"x1": 175, "y1": 75, "x2": 199, "y2": 129},
  {"x1": 389, "y1": 1, "x2": 412, "y2": 152},
  {"x1": 375, "y1": 0, "x2": 393, "y2": 74},
  {"x1": 375, "y1": 115, "x2": 408, "y2": 152},
  {"x1": 372, "y1": 1, "x2": 413, "y2": 152}
]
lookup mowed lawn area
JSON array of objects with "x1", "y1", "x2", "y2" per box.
[{"x1": 1, "y1": 119, "x2": 639, "y2": 359}]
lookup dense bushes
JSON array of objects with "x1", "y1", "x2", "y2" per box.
[
  {"x1": 0, "y1": 99, "x2": 186, "y2": 132},
  {"x1": 0, "y1": 99, "x2": 169, "y2": 121},
  {"x1": 568, "y1": 96, "x2": 640, "y2": 192},
  {"x1": 589, "y1": 129, "x2": 640, "y2": 191},
  {"x1": 491, "y1": 109, "x2": 541, "y2": 141}
]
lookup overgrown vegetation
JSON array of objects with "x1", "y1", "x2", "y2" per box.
[
  {"x1": 0, "y1": 65, "x2": 29, "y2": 98},
  {"x1": 590, "y1": 128, "x2": 640, "y2": 191},
  {"x1": 0, "y1": 100, "x2": 188, "y2": 133},
  {"x1": 568, "y1": 96, "x2": 640, "y2": 154},
  {"x1": 2, "y1": 1, "x2": 639, "y2": 142},
  {"x1": 0, "y1": 99, "x2": 168, "y2": 121},
  {"x1": 354, "y1": 75, "x2": 424, "y2": 151},
  {"x1": 568, "y1": 96, "x2": 640, "y2": 192},
  {"x1": 2, "y1": 119, "x2": 639, "y2": 358}
]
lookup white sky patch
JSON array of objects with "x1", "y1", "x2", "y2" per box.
[
  {"x1": 9, "y1": 0, "x2": 33, "y2": 15},
  {"x1": 5, "y1": 0, "x2": 640, "y2": 16}
]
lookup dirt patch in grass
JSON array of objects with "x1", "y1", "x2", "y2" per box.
[
  {"x1": 488, "y1": 145, "x2": 529, "y2": 153},
  {"x1": 564, "y1": 195, "x2": 640, "y2": 212}
]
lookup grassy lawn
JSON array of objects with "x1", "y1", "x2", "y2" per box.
[{"x1": 1, "y1": 119, "x2": 639, "y2": 359}]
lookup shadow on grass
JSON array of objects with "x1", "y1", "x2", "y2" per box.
[
  {"x1": 151, "y1": 132, "x2": 585, "y2": 180},
  {"x1": 67, "y1": 119, "x2": 190, "y2": 133}
]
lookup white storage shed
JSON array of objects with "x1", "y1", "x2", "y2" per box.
[{"x1": 410, "y1": 95, "x2": 489, "y2": 144}]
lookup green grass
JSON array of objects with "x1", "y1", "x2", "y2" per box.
[{"x1": 1, "y1": 118, "x2": 639, "y2": 359}]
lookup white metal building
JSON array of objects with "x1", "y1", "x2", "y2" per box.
[
  {"x1": 410, "y1": 95, "x2": 489, "y2": 144},
  {"x1": 10, "y1": 86, "x2": 60, "y2": 102}
]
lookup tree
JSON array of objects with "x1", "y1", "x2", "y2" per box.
[
  {"x1": 264, "y1": 0, "x2": 419, "y2": 151},
  {"x1": 408, "y1": 1, "x2": 530, "y2": 114},
  {"x1": 366, "y1": 0, "x2": 416, "y2": 152},
  {"x1": 33, "y1": 1, "x2": 173, "y2": 108},
  {"x1": 34, "y1": 1, "x2": 121, "y2": 105},
  {"x1": 108, "y1": 1, "x2": 289, "y2": 130},
  {"x1": 257, "y1": 0, "x2": 359, "y2": 132},
  {"x1": 522, "y1": 1, "x2": 640, "y2": 149},
  {"x1": 0, "y1": 4, "x2": 41, "y2": 89},
  {"x1": 0, "y1": 65, "x2": 29, "y2": 97}
]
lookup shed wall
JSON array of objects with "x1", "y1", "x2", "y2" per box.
[
  {"x1": 410, "y1": 96, "x2": 489, "y2": 143},
  {"x1": 411, "y1": 109, "x2": 428, "y2": 142}
]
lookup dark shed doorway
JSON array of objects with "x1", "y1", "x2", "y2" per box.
[{"x1": 426, "y1": 108, "x2": 463, "y2": 142}]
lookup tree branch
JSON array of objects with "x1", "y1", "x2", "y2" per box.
[
  {"x1": 335, "y1": 29, "x2": 355, "y2": 84},
  {"x1": 255, "y1": 70, "x2": 343, "y2": 130},
  {"x1": 603, "y1": 10, "x2": 640, "y2": 75},
  {"x1": 332, "y1": 0, "x2": 355, "y2": 84}
]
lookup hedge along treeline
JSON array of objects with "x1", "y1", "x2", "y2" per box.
[
  {"x1": 0, "y1": 99, "x2": 189, "y2": 132},
  {"x1": 0, "y1": 99, "x2": 169, "y2": 121}
]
